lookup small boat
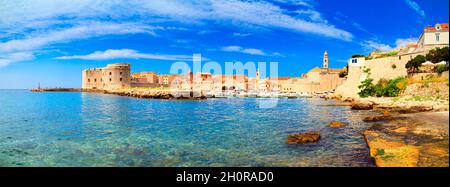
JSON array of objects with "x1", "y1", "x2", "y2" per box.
[
  {"x1": 287, "y1": 93, "x2": 298, "y2": 99},
  {"x1": 237, "y1": 92, "x2": 248, "y2": 98},
  {"x1": 298, "y1": 93, "x2": 313, "y2": 98},
  {"x1": 213, "y1": 92, "x2": 227, "y2": 98},
  {"x1": 257, "y1": 92, "x2": 270, "y2": 98}
]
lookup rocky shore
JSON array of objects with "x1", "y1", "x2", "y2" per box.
[
  {"x1": 363, "y1": 112, "x2": 449, "y2": 167},
  {"x1": 330, "y1": 90, "x2": 449, "y2": 167},
  {"x1": 101, "y1": 89, "x2": 207, "y2": 100}
]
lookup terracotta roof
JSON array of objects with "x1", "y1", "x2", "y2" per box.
[
  {"x1": 329, "y1": 68, "x2": 344, "y2": 73},
  {"x1": 424, "y1": 23, "x2": 449, "y2": 32}
]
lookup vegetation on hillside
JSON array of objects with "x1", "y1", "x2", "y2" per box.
[
  {"x1": 358, "y1": 68, "x2": 408, "y2": 98},
  {"x1": 351, "y1": 54, "x2": 365, "y2": 58},
  {"x1": 426, "y1": 47, "x2": 449, "y2": 63},
  {"x1": 405, "y1": 55, "x2": 426, "y2": 72},
  {"x1": 406, "y1": 47, "x2": 449, "y2": 73}
]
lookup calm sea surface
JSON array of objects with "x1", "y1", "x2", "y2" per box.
[{"x1": 0, "y1": 90, "x2": 376, "y2": 167}]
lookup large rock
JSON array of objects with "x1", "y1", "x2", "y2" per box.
[
  {"x1": 351, "y1": 100, "x2": 374, "y2": 110},
  {"x1": 286, "y1": 132, "x2": 321, "y2": 144},
  {"x1": 363, "y1": 130, "x2": 419, "y2": 167},
  {"x1": 329, "y1": 121, "x2": 346, "y2": 128}
]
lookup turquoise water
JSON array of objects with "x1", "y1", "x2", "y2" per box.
[{"x1": 0, "y1": 90, "x2": 375, "y2": 167}]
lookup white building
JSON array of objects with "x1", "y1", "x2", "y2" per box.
[{"x1": 417, "y1": 23, "x2": 449, "y2": 50}]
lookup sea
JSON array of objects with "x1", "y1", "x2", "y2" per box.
[{"x1": 0, "y1": 90, "x2": 376, "y2": 167}]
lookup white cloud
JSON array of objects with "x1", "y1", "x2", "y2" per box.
[
  {"x1": 273, "y1": 0, "x2": 312, "y2": 7},
  {"x1": 360, "y1": 37, "x2": 419, "y2": 53},
  {"x1": 232, "y1": 32, "x2": 252, "y2": 37},
  {"x1": 0, "y1": 52, "x2": 35, "y2": 67},
  {"x1": 294, "y1": 9, "x2": 327, "y2": 23},
  {"x1": 221, "y1": 46, "x2": 266, "y2": 56},
  {"x1": 0, "y1": 0, "x2": 352, "y2": 66},
  {"x1": 0, "y1": 22, "x2": 156, "y2": 53},
  {"x1": 360, "y1": 40, "x2": 393, "y2": 52},
  {"x1": 55, "y1": 49, "x2": 195, "y2": 61},
  {"x1": 405, "y1": 0, "x2": 426, "y2": 17},
  {"x1": 242, "y1": 48, "x2": 265, "y2": 56},
  {"x1": 0, "y1": 0, "x2": 352, "y2": 41},
  {"x1": 209, "y1": 0, "x2": 352, "y2": 40},
  {"x1": 395, "y1": 38, "x2": 418, "y2": 48}
]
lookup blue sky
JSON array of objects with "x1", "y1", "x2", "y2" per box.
[{"x1": 0, "y1": 0, "x2": 448, "y2": 89}]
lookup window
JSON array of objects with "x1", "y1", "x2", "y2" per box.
[
  {"x1": 109, "y1": 72, "x2": 112, "y2": 75},
  {"x1": 436, "y1": 34, "x2": 440, "y2": 42},
  {"x1": 109, "y1": 78, "x2": 112, "y2": 82},
  {"x1": 94, "y1": 78, "x2": 97, "y2": 82},
  {"x1": 352, "y1": 59, "x2": 357, "y2": 63},
  {"x1": 399, "y1": 56, "x2": 401, "y2": 60},
  {"x1": 120, "y1": 78, "x2": 122, "y2": 82},
  {"x1": 120, "y1": 72, "x2": 122, "y2": 75},
  {"x1": 88, "y1": 79, "x2": 90, "y2": 82}
]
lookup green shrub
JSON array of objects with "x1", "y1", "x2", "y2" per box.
[
  {"x1": 358, "y1": 78, "x2": 376, "y2": 98},
  {"x1": 352, "y1": 54, "x2": 365, "y2": 58},
  {"x1": 358, "y1": 76, "x2": 407, "y2": 98},
  {"x1": 437, "y1": 64, "x2": 447, "y2": 74},
  {"x1": 375, "y1": 78, "x2": 389, "y2": 97},
  {"x1": 391, "y1": 64, "x2": 397, "y2": 69},
  {"x1": 383, "y1": 77, "x2": 407, "y2": 97}
]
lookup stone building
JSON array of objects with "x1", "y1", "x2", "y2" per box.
[{"x1": 82, "y1": 63, "x2": 131, "y2": 90}]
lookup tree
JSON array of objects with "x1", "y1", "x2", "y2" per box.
[
  {"x1": 358, "y1": 78, "x2": 376, "y2": 98},
  {"x1": 426, "y1": 47, "x2": 449, "y2": 63},
  {"x1": 405, "y1": 55, "x2": 426, "y2": 73}
]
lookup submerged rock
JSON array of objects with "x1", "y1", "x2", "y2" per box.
[
  {"x1": 351, "y1": 101, "x2": 374, "y2": 110},
  {"x1": 363, "y1": 114, "x2": 392, "y2": 122},
  {"x1": 286, "y1": 132, "x2": 321, "y2": 144},
  {"x1": 329, "y1": 121, "x2": 346, "y2": 128}
]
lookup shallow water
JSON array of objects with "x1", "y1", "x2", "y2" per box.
[{"x1": 0, "y1": 90, "x2": 376, "y2": 167}]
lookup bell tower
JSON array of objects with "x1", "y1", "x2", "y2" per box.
[{"x1": 323, "y1": 50, "x2": 329, "y2": 69}]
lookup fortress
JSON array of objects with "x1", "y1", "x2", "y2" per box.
[{"x1": 82, "y1": 63, "x2": 131, "y2": 90}]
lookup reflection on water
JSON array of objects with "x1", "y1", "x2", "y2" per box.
[{"x1": 0, "y1": 90, "x2": 375, "y2": 167}]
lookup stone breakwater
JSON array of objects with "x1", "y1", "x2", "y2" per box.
[{"x1": 102, "y1": 89, "x2": 207, "y2": 100}]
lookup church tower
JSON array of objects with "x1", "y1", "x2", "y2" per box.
[{"x1": 323, "y1": 50, "x2": 329, "y2": 69}]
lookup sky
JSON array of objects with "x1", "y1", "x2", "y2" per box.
[{"x1": 0, "y1": 0, "x2": 448, "y2": 89}]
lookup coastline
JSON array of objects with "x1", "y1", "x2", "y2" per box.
[{"x1": 331, "y1": 95, "x2": 449, "y2": 167}]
